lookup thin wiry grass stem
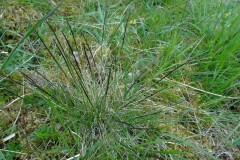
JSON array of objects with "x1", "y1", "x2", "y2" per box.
[
  {"x1": 32, "y1": 68, "x2": 77, "y2": 107},
  {"x1": 101, "y1": 9, "x2": 108, "y2": 50},
  {"x1": 99, "y1": 65, "x2": 112, "y2": 108},
  {"x1": 119, "y1": 12, "x2": 130, "y2": 53},
  {"x1": 19, "y1": 71, "x2": 59, "y2": 102},
  {"x1": 82, "y1": 43, "x2": 94, "y2": 77},
  {"x1": 81, "y1": 32, "x2": 97, "y2": 69},
  {"x1": 61, "y1": 31, "x2": 87, "y2": 83},
  {"x1": 35, "y1": 31, "x2": 68, "y2": 80},
  {"x1": 37, "y1": 28, "x2": 94, "y2": 108},
  {"x1": 120, "y1": 60, "x2": 190, "y2": 109}
]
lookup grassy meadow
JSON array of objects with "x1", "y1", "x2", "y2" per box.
[{"x1": 0, "y1": 0, "x2": 240, "y2": 159}]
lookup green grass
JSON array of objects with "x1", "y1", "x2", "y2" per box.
[{"x1": 0, "y1": 0, "x2": 240, "y2": 159}]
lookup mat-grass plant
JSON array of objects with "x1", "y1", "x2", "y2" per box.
[{"x1": 0, "y1": 0, "x2": 240, "y2": 159}]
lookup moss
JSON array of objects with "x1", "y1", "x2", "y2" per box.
[
  {"x1": 16, "y1": 0, "x2": 52, "y2": 13},
  {"x1": 2, "y1": 1, "x2": 40, "y2": 32}
]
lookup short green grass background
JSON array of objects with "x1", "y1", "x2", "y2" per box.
[{"x1": 0, "y1": 0, "x2": 239, "y2": 159}]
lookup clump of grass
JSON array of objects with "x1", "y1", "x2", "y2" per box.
[{"x1": 0, "y1": 9, "x2": 180, "y2": 160}]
